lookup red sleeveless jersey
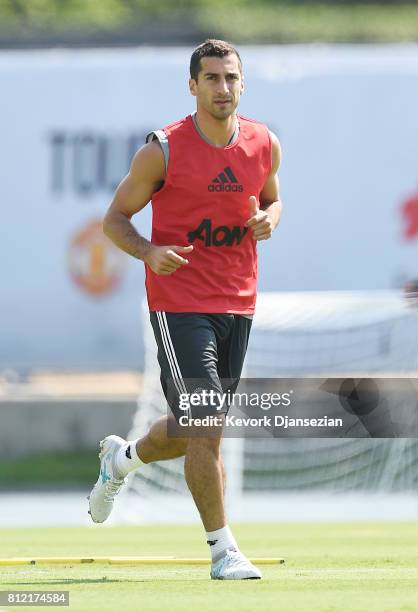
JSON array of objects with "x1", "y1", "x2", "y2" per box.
[{"x1": 145, "y1": 114, "x2": 272, "y2": 314}]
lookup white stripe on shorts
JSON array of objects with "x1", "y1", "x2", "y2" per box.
[{"x1": 156, "y1": 311, "x2": 187, "y2": 400}]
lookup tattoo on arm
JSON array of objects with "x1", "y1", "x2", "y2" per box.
[{"x1": 105, "y1": 214, "x2": 153, "y2": 262}]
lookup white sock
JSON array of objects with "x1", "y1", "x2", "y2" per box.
[
  {"x1": 206, "y1": 525, "x2": 239, "y2": 563},
  {"x1": 115, "y1": 440, "x2": 145, "y2": 477}
]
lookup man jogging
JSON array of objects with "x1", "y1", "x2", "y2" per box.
[{"x1": 88, "y1": 39, "x2": 282, "y2": 580}]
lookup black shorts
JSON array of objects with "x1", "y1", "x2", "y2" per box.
[{"x1": 149, "y1": 311, "x2": 252, "y2": 422}]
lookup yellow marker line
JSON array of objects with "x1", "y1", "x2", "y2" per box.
[{"x1": 0, "y1": 557, "x2": 284, "y2": 566}]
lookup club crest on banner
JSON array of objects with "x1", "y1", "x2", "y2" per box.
[{"x1": 68, "y1": 219, "x2": 126, "y2": 296}]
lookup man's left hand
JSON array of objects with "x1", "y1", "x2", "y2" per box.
[{"x1": 245, "y1": 195, "x2": 274, "y2": 241}]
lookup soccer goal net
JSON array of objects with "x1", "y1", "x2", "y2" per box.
[{"x1": 116, "y1": 291, "x2": 418, "y2": 524}]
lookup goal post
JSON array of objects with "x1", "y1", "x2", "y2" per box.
[{"x1": 114, "y1": 291, "x2": 418, "y2": 524}]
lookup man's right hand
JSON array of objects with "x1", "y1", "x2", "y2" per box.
[{"x1": 145, "y1": 244, "x2": 194, "y2": 275}]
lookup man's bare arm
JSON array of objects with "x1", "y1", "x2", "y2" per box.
[
  {"x1": 245, "y1": 130, "x2": 283, "y2": 240},
  {"x1": 260, "y1": 131, "x2": 282, "y2": 228},
  {"x1": 103, "y1": 141, "x2": 164, "y2": 261},
  {"x1": 103, "y1": 141, "x2": 193, "y2": 275}
]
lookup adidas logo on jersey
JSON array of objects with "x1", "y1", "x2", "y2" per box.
[{"x1": 208, "y1": 166, "x2": 244, "y2": 192}]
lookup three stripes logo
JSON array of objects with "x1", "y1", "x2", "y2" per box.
[{"x1": 208, "y1": 166, "x2": 244, "y2": 193}]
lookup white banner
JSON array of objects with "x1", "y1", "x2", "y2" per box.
[{"x1": 1, "y1": 45, "x2": 417, "y2": 369}]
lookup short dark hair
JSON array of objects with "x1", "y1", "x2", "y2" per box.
[{"x1": 190, "y1": 39, "x2": 242, "y2": 81}]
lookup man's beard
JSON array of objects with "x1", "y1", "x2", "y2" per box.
[{"x1": 210, "y1": 100, "x2": 237, "y2": 120}]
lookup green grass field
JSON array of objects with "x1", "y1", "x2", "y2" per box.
[
  {"x1": 0, "y1": 523, "x2": 417, "y2": 612},
  {"x1": 0, "y1": 450, "x2": 98, "y2": 489}
]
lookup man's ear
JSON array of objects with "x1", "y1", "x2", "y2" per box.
[
  {"x1": 240, "y1": 75, "x2": 244, "y2": 95},
  {"x1": 189, "y1": 78, "x2": 197, "y2": 97}
]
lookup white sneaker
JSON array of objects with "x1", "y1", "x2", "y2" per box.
[
  {"x1": 210, "y1": 549, "x2": 262, "y2": 580},
  {"x1": 88, "y1": 435, "x2": 127, "y2": 523}
]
